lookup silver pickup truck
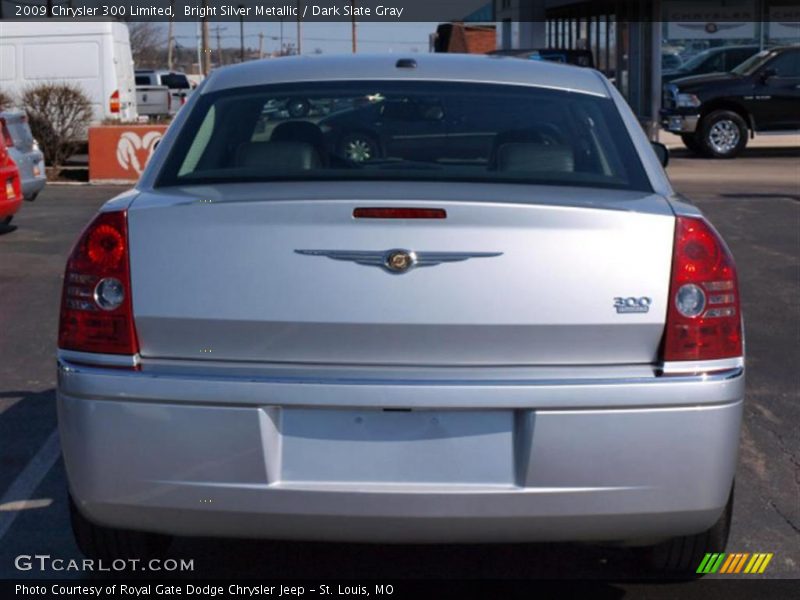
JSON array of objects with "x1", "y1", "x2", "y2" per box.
[
  {"x1": 135, "y1": 85, "x2": 171, "y2": 118},
  {"x1": 135, "y1": 70, "x2": 193, "y2": 116}
]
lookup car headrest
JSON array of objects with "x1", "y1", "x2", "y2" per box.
[
  {"x1": 494, "y1": 142, "x2": 575, "y2": 173},
  {"x1": 235, "y1": 141, "x2": 322, "y2": 170},
  {"x1": 271, "y1": 121, "x2": 325, "y2": 147}
]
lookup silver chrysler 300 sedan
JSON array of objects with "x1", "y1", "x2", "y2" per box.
[{"x1": 57, "y1": 55, "x2": 744, "y2": 574}]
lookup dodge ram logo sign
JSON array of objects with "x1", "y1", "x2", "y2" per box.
[{"x1": 116, "y1": 131, "x2": 163, "y2": 175}]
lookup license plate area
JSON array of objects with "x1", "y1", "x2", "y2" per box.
[{"x1": 279, "y1": 408, "x2": 515, "y2": 485}]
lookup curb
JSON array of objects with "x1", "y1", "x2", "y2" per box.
[{"x1": 48, "y1": 180, "x2": 134, "y2": 186}]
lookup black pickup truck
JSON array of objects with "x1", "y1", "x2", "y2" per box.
[{"x1": 661, "y1": 46, "x2": 800, "y2": 158}]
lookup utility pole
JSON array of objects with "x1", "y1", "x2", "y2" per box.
[
  {"x1": 211, "y1": 26, "x2": 228, "y2": 66},
  {"x1": 167, "y1": 0, "x2": 175, "y2": 70},
  {"x1": 258, "y1": 32, "x2": 264, "y2": 59},
  {"x1": 296, "y1": 0, "x2": 302, "y2": 55},
  {"x1": 196, "y1": 21, "x2": 202, "y2": 74},
  {"x1": 350, "y1": 0, "x2": 357, "y2": 53},
  {"x1": 202, "y1": 18, "x2": 211, "y2": 75},
  {"x1": 239, "y1": 4, "x2": 245, "y2": 62}
]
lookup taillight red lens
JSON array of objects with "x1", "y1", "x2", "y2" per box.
[
  {"x1": 110, "y1": 90, "x2": 121, "y2": 114},
  {"x1": 58, "y1": 211, "x2": 139, "y2": 357},
  {"x1": 353, "y1": 207, "x2": 447, "y2": 219},
  {"x1": 662, "y1": 216, "x2": 742, "y2": 362}
]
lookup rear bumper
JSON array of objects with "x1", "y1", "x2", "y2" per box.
[
  {"x1": 9, "y1": 149, "x2": 46, "y2": 200},
  {"x1": 58, "y1": 358, "x2": 744, "y2": 544},
  {"x1": 0, "y1": 198, "x2": 22, "y2": 219},
  {"x1": 0, "y1": 190, "x2": 22, "y2": 219},
  {"x1": 21, "y1": 170, "x2": 46, "y2": 200}
]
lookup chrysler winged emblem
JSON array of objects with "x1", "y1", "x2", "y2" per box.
[{"x1": 295, "y1": 249, "x2": 503, "y2": 274}]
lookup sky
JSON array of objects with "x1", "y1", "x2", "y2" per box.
[{"x1": 169, "y1": 21, "x2": 441, "y2": 55}]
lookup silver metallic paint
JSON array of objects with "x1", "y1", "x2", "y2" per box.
[{"x1": 60, "y1": 55, "x2": 743, "y2": 545}]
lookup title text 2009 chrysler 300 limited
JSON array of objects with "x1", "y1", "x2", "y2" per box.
[{"x1": 57, "y1": 55, "x2": 744, "y2": 574}]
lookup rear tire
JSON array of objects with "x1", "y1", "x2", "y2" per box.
[
  {"x1": 698, "y1": 110, "x2": 748, "y2": 158},
  {"x1": 1, "y1": 216, "x2": 12, "y2": 226},
  {"x1": 640, "y1": 485, "x2": 733, "y2": 577},
  {"x1": 69, "y1": 493, "x2": 172, "y2": 561}
]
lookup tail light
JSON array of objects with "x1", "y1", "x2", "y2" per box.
[
  {"x1": 58, "y1": 211, "x2": 139, "y2": 358},
  {"x1": 110, "y1": 90, "x2": 121, "y2": 114},
  {"x1": 0, "y1": 118, "x2": 14, "y2": 147},
  {"x1": 353, "y1": 207, "x2": 447, "y2": 219},
  {"x1": 662, "y1": 216, "x2": 742, "y2": 362},
  {"x1": 5, "y1": 177, "x2": 19, "y2": 200},
  {"x1": 5, "y1": 178, "x2": 17, "y2": 200}
]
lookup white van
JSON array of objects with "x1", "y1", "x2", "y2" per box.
[{"x1": 0, "y1": 21, "x2": 138, "y2": 124}]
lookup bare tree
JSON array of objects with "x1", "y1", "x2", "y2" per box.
[
  {"x1": 0, "y1": 89, "x2": 13, "y2": 111},
  {"x1": 21, "y1": 83, "x2": 93, "y2": 169},
  {"x1": 127, "y1": 22, "x2": 165, "y2": 68}
]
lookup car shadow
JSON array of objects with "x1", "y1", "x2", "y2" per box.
[
  {"x1": 161, "y1": 537, "x2": 664, "y2": 581},
  {"x1": 0, "y1": 222, "x2": 18, "y2": 235},
  {"x1": 669, "y1": 146, "x2": 800, "y2": 159}
]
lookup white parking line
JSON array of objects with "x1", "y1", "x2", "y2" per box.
[{"x1": 0, "y1": 428, "x2": 61, "y2": 541}]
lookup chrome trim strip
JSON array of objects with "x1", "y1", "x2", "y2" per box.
[
  {"x1": 57, "y1": 349, "x2": 140, "y2": 368},
  {"x1": 660, "y1": 357, "x2": 744, "y2": 376},
  {"x1": 57, "y1": 359, "x2": 743, "y2": 410},
  {"x1": 58, "y1": 357, "x2": 741, "y2": 388}
]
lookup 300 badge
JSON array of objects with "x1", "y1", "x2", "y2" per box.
[{"x1": 614, "y1": 296, "x2": 652, "y2": 313}]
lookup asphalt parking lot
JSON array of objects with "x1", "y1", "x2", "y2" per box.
[{"x1": 0, "y1": 148, "x2": 798, "y2": 586}]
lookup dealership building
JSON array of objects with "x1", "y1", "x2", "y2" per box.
[{"x1": 493, "y1": 0, "x2": 800, "y2": 138}]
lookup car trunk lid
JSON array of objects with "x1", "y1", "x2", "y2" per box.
[
  {"x1": 128, "y1": 183, "x2": 675, "y2": 366},
  {"x1": 1, "y1": 112, "x2": 34, "y2": 153}
]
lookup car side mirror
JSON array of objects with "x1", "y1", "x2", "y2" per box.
[
  {"x1": 651, "y1": 141, "x2": 669, "y2": 168},
  {"x1": 760, "y1": 67, "x2": 777, "y2": 83}
]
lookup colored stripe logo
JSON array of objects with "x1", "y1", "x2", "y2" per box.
[{"x1": 697, "y1": 553, "x2": 773, "y2": 574}]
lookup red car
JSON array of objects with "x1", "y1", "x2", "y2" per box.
[{"x1": 0, "y1": 133, "x2": 22, "y2": 226}]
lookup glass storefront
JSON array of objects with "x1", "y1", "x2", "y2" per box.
[
  {"x1": 544, "y1": 1, "x2": 658, "y2": 136},
  {"x1": 663, "y1": 1, "x2": 800, "y2": 75},
  {"x1": 497, "y1": 0, "x2": 799, "y2": 138}
]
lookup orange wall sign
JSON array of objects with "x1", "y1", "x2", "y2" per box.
[{"x1": 89, "y1": 125, "x2": 168, "y2": 183}]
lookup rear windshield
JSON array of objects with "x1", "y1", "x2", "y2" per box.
[
  {"x1": 156, "y1": 81, "x2": 652, "y2": 192},
  {"x1": 160, "y1": 73, "x2": 191, "y2": 89}
]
